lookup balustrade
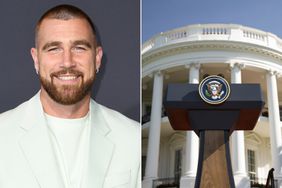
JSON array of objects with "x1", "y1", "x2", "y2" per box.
[{"x1": 142, "y1": 24, "x2": 282, "y2": 54}]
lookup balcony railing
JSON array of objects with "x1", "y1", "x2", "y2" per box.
[{"x1": 142, "y1": 24, "x2": 282, "y2": 54}]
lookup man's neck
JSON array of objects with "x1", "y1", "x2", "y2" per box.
[{"x1": 40, "y1": 89, "x2": 90, "y2": 119}]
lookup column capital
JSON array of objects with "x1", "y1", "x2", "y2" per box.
[
  {"x1": 149, "y1": 70, "x2": 163, "y2": 78},
  {"x1": 230, "y1": 62, "x2": 245, "y2": 70},
  {"x1": 154, "y1": 70, "x2": 163, "y2": 76},
  {"x1": 185, "y1": 62, "x2": 201, "y2": 70},
  {"x1": 267, "y1": 69, "x2": 282, "y2": 77}
]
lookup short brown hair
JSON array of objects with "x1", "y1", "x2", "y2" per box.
[{"x1": 35, "y1": 4, "x2": 98, "y2": 46}]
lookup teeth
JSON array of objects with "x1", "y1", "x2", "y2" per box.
[{"x1": 58, "y1": 76, "x2": 77, "y2": 81}]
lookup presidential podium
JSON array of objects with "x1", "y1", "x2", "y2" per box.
[{"x1": 164, "y1": 77, "x2": 264, "y2": 188}]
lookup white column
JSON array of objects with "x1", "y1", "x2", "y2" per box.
[
  {"x1": 180, "y1": 63, "x2": 200, "y2": 188},
  {"x1": 230, "y1": 63, "x2": 250, "y2": 188},
  {"x1": 143, "y1": 71, "x2": 163, "y2": 188},
  {"x1": 266, "y1": 71, "x2": 282, "y2": 185}
]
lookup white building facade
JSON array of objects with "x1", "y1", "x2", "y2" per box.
[{"x1": 142, "y1": 24, "x2": 282, "y2": 188}]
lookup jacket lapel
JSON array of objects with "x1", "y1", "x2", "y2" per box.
[
  {"x1": 18, "y1": 93, "x2": 115, "y2": 188},
  {"x1": 18, "y1": 92, "x2": 64, "y2": 188},
  {"x1": 83, "y1": 100, "x2": 115, "y2": 188}
]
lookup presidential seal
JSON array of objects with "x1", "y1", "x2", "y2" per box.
[{"x1": 199, "y1": 75, "x2": 230, "y2": 104}]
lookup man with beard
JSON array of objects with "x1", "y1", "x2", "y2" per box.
[{"x1": 0, "y1": 4, "x2": 140, "y2": 188}]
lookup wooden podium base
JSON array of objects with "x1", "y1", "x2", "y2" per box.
[{"x1": 195, "y1": 130, "x2": 235, "y2": 188}]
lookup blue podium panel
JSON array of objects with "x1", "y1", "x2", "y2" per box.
[{"x1": 164, "y1": 84, "x2": 264, "y2": 133}]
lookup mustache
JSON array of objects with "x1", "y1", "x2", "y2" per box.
[{"x1": 50, "y1": 68, "x2": 83, "y2": 77}]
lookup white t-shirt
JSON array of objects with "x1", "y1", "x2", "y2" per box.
[{"x1": 45, "y1": 113, "x2": 90, "y2": 188}]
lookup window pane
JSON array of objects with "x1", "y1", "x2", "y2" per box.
[{"x1": 247, "y1": 149, "x2": 256, "y2": 182}]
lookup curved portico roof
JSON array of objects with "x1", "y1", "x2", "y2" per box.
[{"x1": 142, "y1": 24, "x2": 282, "y2": 77}]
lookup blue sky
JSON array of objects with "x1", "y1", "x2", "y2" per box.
[{"x1": 142, "y1": 0, "x2": 282, "y2": 42}]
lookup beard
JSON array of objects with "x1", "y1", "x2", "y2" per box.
[{"x1": 39, "y1": 68, "x2": 94, "y2": 105}]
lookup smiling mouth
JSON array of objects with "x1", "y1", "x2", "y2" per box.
[
  {"x1": 57, "y1": 75, "x2": 80, "y2": 81},
  {"x1": 51, "y1": 69, "x2": 83, "y2": 82}
]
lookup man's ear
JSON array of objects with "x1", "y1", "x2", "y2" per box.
[
  {"x1": 95, "y1": 46, "x2": 103, "y2": 71},
  {"x1": 31, "y1": 48, "x2": 39, "y2": 74}
]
